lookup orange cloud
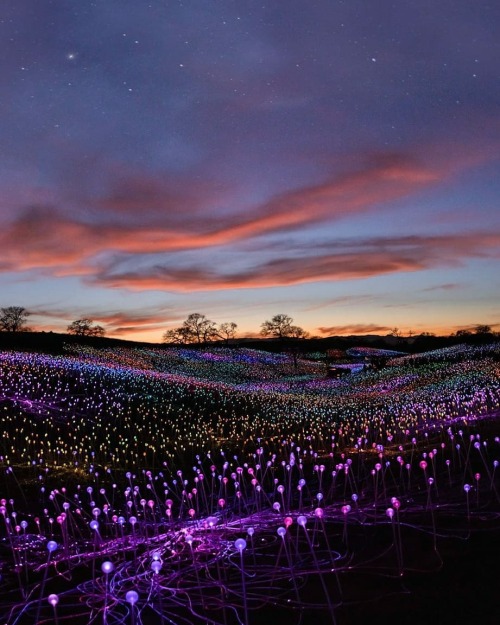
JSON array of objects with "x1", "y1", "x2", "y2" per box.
[{"x1": 318, "y1": 324, "x2": 392, "y2": 336}]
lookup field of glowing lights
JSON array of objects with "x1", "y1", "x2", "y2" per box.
[{"x1": 1, "y1": 343, "x2": 500, "y2": 625}]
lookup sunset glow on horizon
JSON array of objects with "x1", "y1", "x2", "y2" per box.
[{"x1": 1, "y1": 1, "x2": 498, "y2": 342}]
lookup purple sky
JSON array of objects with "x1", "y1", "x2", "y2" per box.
[{"x1": 1, "y1": 1, "x2": 499, "y2": 340}]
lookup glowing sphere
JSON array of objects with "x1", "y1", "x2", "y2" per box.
[
  {"x1": 47, "y1": 540, "x2": 58, "y2": 552},
  {"x1": 89, "y1": 520, "x2": 99, "y2": 531},
  {"x1": 126, "y1": 590, "x2": 139, "y2": 605},
  {"x1": 297, "y1": 515, "x2": 307, "y2": 527},
  {"x1": 101, "y1": 561, "x2": 114, "y2": 574},
  {"x1": 277, "y1": 526, "x2": 286, "y2": 538},
  {"x1": 48, "y1": 594, "x2": 59, "y2": 606},
  {"x1": 234, "y1": 538, "x2": 247, "y2": 552}
]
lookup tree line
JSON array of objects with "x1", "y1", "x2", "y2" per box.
[
  {"x1": 0, "y1": 307, "x2": 105, "y2": 336},
  {"x1": 162, "y1": 312, "x2": 309, "y2": 344},
  {"x1": 0, "y1": 307, "x2": 308, "y2": 344},
  {"x1": 0, "y1": 306, "x2": 497, "y2": 344}
]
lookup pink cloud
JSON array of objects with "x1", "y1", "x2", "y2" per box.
[
  {"x1": 0, "y1": 153, "x2": 440, "y2": 277},
  {"x1": 92, "y1": 232, "x2": 500, "y2": 292}
]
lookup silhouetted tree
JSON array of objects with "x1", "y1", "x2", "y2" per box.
[
  {"x1": 183, "y1": 313, "x2": 217, "y2": 343},
  {"x1": 67, "y1": 318, "x2": 105, "y2": 337},
  {"x1": 261, "y1": 314, "x2": 307, "y2": 340},
  {"x1": 0, "y1": 306, "x2": 31, "y2": 332},
  {"x1": 390, "y1": 327, "x2": 401, "y2": 338},
  {"x1": 163, "y1": 327, "x2": 191, "y2": 344},
  {"x1": 217, "y1": 321, "x2": 238, "y2": 344},
  {"x1": 163, "y1": 313, "x2": 228, "y2": 344},
  {"x1": 474, "y1": 325, "x2": 492, "y2": 335},
  {"x1": 289, "y1": 325, "x2": 309, "y2": 339}
]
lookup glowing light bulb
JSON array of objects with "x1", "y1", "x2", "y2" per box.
[
  {"x1": 47, "y1": 540, "x2": 58, "y2": 552},
  {"x1": 101, "y1": 561, "x2": 114, "y2": 574},
  {"x1": 48, "y1": 593, "x2": 59, "y2": 606},
  {"x1": 126, "y1": 590, "x2": 139, "y2": 605},
  {"x1": 297, "y1": 515, "x2": 307, "y2": 527},
  {"x1": 235, "y1": 538, "x2": 247, "y2": 551}
]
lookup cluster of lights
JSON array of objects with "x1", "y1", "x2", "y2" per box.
[{"x1": 0, "y1": 343, "x2": 498, "y2": 623}]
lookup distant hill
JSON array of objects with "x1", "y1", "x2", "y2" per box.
[{"x1": 0, "y1": 330, "x2": 492, "y2": 356}]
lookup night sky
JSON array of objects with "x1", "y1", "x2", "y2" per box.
[{"x1": 1, "y1": 1, "x2": 499, "y2": 341}]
